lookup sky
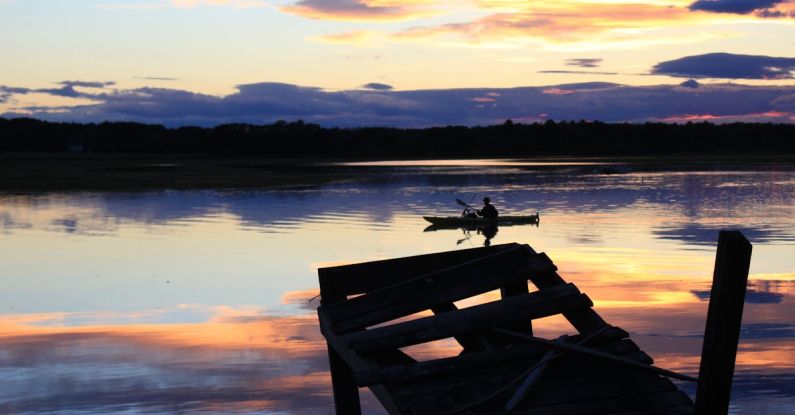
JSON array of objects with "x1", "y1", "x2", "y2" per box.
[{"x1": 1, "y1": 0, "x2": 795, "y2": 126}]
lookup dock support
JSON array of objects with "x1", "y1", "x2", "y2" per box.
[
  {"x1": 695, "y1": 230, "x2": 752, "y2": 415},
  {"x1": 319, "y1": 268, "x2": 362, "y2": 415},
  {"x1": 327, "y1": 346, "x2": 362, "y2": 415},
  {"x1": 500, "y1": 281, "x2": 533, "y2": 336}
]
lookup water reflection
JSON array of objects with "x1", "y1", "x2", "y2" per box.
[
  {"x1": 0, "y1": 308, "x2": 340, "y2": 414},
  {"x1": 1, "y1": 167, "x2": 793, "y2": 245},
  {"x1": 0, "y1": 162, "x2": 794, "y2": 413}
]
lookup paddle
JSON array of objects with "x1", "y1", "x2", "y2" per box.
[
  {"x1": 456, "y1": 198, "x2": 477, "y2": 217},
  {"x1": 456, "y1": 198, "x2": 478, "y2": 209}
]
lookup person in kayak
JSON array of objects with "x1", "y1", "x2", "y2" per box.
[{"x1": 477, "y1": 197, "x2": 498, "y2": 219}]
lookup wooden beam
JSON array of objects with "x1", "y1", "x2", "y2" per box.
[
  {"x1": 431, "y1": 303, "x2": 491, "y2": 352},
  {"x1": 512, "y1": 389, "x2": 694, "y2": 415},
  {"x1": 493, "y1": 328, "x2": 698, "y2": 382},
  {"x1": 355, "y1": 343, "x2": 548, "y2": 386},
  {"x1": 355, "y1": 325, "x2": 630, "y2": 386},
  {"x1": 343, "y1": 284, "x2": 591, "y2": 354},
  {"x1": 695, "y1": 230, "x2": 752, "y2": 415},
  {"x1": 319, "y1": 243, "x2": 520, "y2": 302},
  {"x1": 326, "y1": 248, "x2": 554, "y2": 333}
]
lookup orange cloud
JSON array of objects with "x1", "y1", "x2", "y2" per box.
[
  {"x1": 312, "y1": 30, "x2": 381, "y2": 44},
  {"x1": 396, "y1": 3, "x2": 697, "y2": 43}
]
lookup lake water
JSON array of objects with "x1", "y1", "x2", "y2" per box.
[{"x1": 1, "y1": 160, "x2": 794, "y2": 414}]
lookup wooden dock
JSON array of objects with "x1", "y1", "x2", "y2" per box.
[{"x1": 317, "y1": 232, "x2": 752, "y2": 414}]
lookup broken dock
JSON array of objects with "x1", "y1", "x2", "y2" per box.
[{"x1": 317, "y1": 231, "x2": 752, "y2": 414}]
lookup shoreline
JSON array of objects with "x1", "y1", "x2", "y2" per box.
[{"x1": 1, "y1": 154, "x2": 793, "y2": 192}]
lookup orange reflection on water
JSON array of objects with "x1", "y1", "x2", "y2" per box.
[
  {"x1": 1, "y1": 310, "x2": 322, "y2": 353},
  {"x1": 0, "y1": 308, "x2": 340, "y2": 413}
]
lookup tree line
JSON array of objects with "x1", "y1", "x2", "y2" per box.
[{"x1": 1, "y1": 117, "x2": 793, "y2": 157}]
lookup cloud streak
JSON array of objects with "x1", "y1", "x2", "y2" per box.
[
  {"x1": 652, "y1": 53, "x2": 795, "y2": 79},
  {"x1": 538, "y1": 70, "x2": 619, "y2": 75},
  {"x1": 362, "y1": 82, "x2": 393, "y2": 90},
  {"x1": 688, "y1": 0, "x2": 788, "y2": 14},
  {"x1": 567, "y1": 58, "x2": 603, "y2": 68}
]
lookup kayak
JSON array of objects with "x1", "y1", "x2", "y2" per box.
[{"x1": 423, "y1": 214, "x2": 540, "y2": 228}]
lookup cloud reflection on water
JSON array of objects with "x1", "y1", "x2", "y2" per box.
[{"x1": 0, "y1": 309, "x2": 341, "y2": 414}]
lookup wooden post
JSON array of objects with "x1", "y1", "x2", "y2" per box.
[
  {"x1": 319, "y1": 269, "x2": 362, "y2": 415},
  {"x1": 500, "y1": 281, "x2": 533, "y2": 336},
  {"x1": 326, "y1": 346, "x2": 362, "y2": 415},
  {"x1": 695, "y1": 230, "x2": 752, "y2": 415}
]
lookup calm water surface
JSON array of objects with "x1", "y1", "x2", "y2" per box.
[{"x1": 1, "y1": 160, "x2": 794, "y2": 414}]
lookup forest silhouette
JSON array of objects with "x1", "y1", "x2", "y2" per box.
[{"x1": 1, "y1": 118, "x2": 793, "y2": 157}]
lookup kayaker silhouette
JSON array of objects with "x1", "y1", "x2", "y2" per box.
[{"x1": 477, "y1": 197, "x2": 498, "y2": 219}]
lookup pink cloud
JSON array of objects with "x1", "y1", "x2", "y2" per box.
[
  {"x1": 543, "y1": 87, "x2": 576, "y2": 95},
  {"x1": 281, "y1": 0, "x2": 432, "y2": 21}
]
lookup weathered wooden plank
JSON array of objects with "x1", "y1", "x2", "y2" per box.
[
  {"x1": 355, "y1": 342, "x2": 548, "y2": 386},
  {"x1": 695, "y1": 230, "x2": 752, "y2": 415},
  {"x1": 523, "y1": 245, "x2": 609, "y2": 335},
  {"x1": 565, "y1": 326, "x2": 630, "y2": 345},
  {"x1": 505, "y1": 325, "x2": 619, "y2": 411},
  {"x1": 389, "y1": 351, "x2": 690, "y2": 414},
  {"x1": 423, "y1": 364, "x2": 690, "y2": 413},
  {"x1": 322, "y1": 245, "x2": 533, "y2": 323},
  {"x1": 319, "y1": 243, "x2": 520, "y2": 304},
  {"x1": 512, "y1": 344, "x2": 655, "y2": 380},
  {"x1": 509, "y1": 390, "x2": 694, "y2": 415},
  {"x1": 608, "y1": 404, "x2": 696, "y2": 415},
  {"x1": 431, "y1": 302, "x2": 494, "y2": 352},
  {"x1": 355, "y1": 325, "x2": 630, "y2": 386},
  {"x1": 505, "y1": 348, "x2": 557, "y2": 410},
  {"x1": 518, "y1": 363, "x2": 684, "y2": 407},
  {"x1": 493, "y1": 328, "x2": 697, "y2": 382},
  {"x1": 344, "y1": 284, "x2": 591, "y2": 354},
  {"x1": 383, "y1": 338, "x2": 660, "y2": 401},
  {"x1": 325, "y1": 246, "x2": 554, "y2": 333}
]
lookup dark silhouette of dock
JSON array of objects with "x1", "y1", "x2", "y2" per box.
[{"x1": 317, "y1": 231, "x2": 751, "y2": 414}]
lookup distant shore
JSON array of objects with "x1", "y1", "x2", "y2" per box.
[
  {"x1": 2, "y1": 118, "x2": 794, "y2": 160},
  {"x1": 0, "y1": 155, "x2": 358, "y2": 191},
  {"x1": 2, "y1": 153, "x2": 794, "y2": 192}
]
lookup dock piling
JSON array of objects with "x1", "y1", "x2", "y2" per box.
[{"x1": 694, "y1": 230, "x2": 753, "y2": 415}]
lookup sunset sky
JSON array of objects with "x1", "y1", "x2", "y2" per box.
[{"x1": 2, "y1": 0, "x2": 795, "y2": 126}]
